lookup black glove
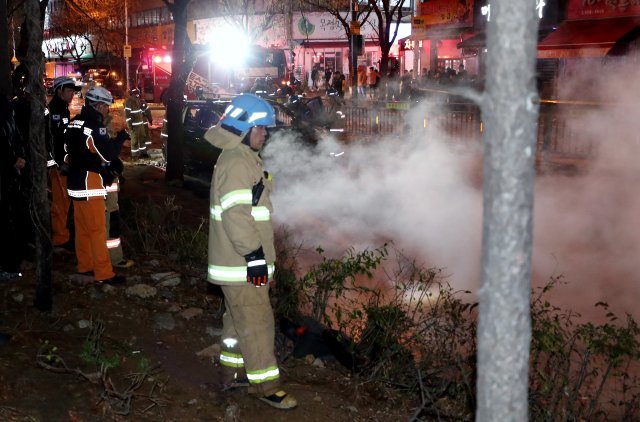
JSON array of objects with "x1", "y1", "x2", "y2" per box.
[
  {"x1": 115, "y1": 129, "x2": 130, "y2": 144},
  {"x1": 109, "y1": 158, "x2": 124, "y2": 175},
  {"x1": 244, "y1": 246, "x2": 268, "y2": 287}
]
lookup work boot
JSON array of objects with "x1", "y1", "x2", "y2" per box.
[
  {"x1": 97, "y1": 275, "x2": 126, "y2": 285},
  {"x1": 53, "y1": 240, "x2": 74, "y2": 254},
  {"x1": 113, "y1": 259, "x2": 134, "y2": 269},
  {"x1": 258, "y1": 390, "x2": 298, "y2": 410}
]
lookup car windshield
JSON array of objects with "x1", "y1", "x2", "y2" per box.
[{"x1": 185, "y1": 103, "x2": 222, "y2": 130}]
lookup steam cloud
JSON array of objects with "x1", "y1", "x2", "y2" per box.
[{"x1": 263, "y1": 62, "x2": 640, "y2": 320}]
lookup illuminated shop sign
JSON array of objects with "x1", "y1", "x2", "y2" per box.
[{"x1": 567, "y1": 0, "x2": 640, "y2": 20}]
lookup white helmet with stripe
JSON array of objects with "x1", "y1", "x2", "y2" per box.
[{"x1": 85, "y1": 86, "x2": 113, "y2": 106}]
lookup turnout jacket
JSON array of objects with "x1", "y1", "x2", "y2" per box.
[
  {"x1": 124, "y1": 95, "x2": 152, "y2": 130},
  {"x1": 65, "y1": 105, "x2": 121, "y2": 201},
  {"x1": 205, "y1": 125, "x2": 276, "y2": 285},
  {"x1": 45, "y1": 94, "x2": 71, "y2": 168}
]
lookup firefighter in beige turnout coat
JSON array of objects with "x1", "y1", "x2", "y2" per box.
[
  {"x1": 204, "y1": 94, "x2": 297, "y2": 410},
  {"x1": 124, "y1": 88, "x2": 152, "y2": 158}
]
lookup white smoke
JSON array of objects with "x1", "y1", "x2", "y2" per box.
[
  {"x1": 263, "y1": 102, "x2": 483, "y2": 291},
  {"x1": 532, "y1": 60, "x2": 640, "y2": 319},
  {"x1": 263, "y1": 61, "x2": 640, "y2": 320}
]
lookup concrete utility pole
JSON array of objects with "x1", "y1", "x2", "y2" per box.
[{"x1": 476, "y1": 0, "x2": 540, "y2": 420}]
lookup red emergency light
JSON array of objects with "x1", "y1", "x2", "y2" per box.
[{"x1": 153, "y1": 55, "x2": 172, "y2": 64}]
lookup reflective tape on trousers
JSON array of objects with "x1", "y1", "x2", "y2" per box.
[
  {"x1": 67, "y1": 188, "x2": 107, "y2": 198},
  {"x1": 208, "y1": 264, "x2": 275, "y2": 283},
  {"x1": 210, "y1": 205, "x2": 270, "y2": 222},
  {"x1": 246, "y1": 366, "x2": 280, "y2": 383},
  {"x1": 106, "y1": 238, "x2": 121, "y2": 249},
  {"x1": 220, "y1": 351, "x2": 244, "y2": 367}
]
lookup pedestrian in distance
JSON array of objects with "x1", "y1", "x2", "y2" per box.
[
  {"x1": 46, "y1": 76, "x2": 80, "y2": 253},
  {"x1": 357, "y1": 65, "x2": 367, "y2": 96},
  {"x1": 367, "y1": 66, "x2": 378, "y2": 99},
  {"x1": 204, "y1": 94, "x2": 297, "y2": 410},
  {"x1": 64, "y1": 86, "x2": 130, "y2": 285},
  {"x1": 310, "y1": 66, "x2": 318, "y2": 91}
]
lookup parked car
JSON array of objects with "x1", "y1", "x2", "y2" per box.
[
  {"x1": 81, "y1": 69, "x2": 124, "y2": 98},
  {"x1": 162, "y1": 97, "x2": 344, "y2": 177}
]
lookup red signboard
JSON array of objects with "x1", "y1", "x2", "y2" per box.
[
  {"x1": 419, "y1": 0, "x2": 474, "y2": 27},
  {"x1": 568, "y1": 0, "x2": 640, "y2": 20}
]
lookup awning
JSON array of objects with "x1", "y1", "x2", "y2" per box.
[
  {"x1": 538, "y1": 17, "x2": 640, "y2": 58},
  {"x1": 457, "y1": 29, "x2": 554, "y2": 50},
  {"x1": 457, "y1": 33, "x2": 486, "y2": 49}
]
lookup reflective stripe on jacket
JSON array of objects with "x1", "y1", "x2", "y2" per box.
[
  {"x1": 206, "y1": 125, "x2": 276, "y2": 286},
  {"x1": 124, "y1": 96, "x2": 152, "y2": 125}
]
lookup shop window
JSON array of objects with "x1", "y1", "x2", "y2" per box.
[{"x1": 366, "y1": 51, "x2": 378, "y2": 68}]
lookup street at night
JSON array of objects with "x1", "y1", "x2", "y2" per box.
[{"x1": 1, "y1": 0, "x2": 640, "y2": 420}]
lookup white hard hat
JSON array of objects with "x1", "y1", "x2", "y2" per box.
[
  {"x1": 85, "y1": 86, "x2": 113, "y2": 105},
  {"x1": 53, "y1": 76, "x2": 79, "y2": 92}
]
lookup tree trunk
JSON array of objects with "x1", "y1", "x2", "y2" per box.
[
  {"x1": 164, "y1": 0, "x2": 191, "y2": 184},
  {"x1": 22, "y1": 0, "x2": 52, "y2": 311},
  {"x1": 476, "y1": 0, "x2": 539, "y2": 420},
  {"x1": 0, "y1": 0, "x2": 11, "y2": 97}
]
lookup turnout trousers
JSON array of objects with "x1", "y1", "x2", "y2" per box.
[
  {"x1": 105, "y1": 188, "x2": 123, "y2": 264},
  {"x1": 220, "y1": 285, "x2": 281, "y2": 396},
  {"x1": 74, "y1": 199, "x2": 114, "y2": 281},
  {"x1": 49, "y1": 169, "x2": 71, "y2": 246},
  {"x1": 130, "y1": 124, "x2": 148, "y2": 158}
]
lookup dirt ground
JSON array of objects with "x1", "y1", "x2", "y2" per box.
[{"x1": 0, "y1": 123, "x2": 419, "y2": 421}]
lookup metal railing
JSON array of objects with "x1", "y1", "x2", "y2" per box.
[{"x1": 337, "y1": 100, "x2": 597, "y2": 158}]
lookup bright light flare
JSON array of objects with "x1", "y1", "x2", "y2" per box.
[{"x1": 208, "y1": 26, "x2": 250, "y2": 68}]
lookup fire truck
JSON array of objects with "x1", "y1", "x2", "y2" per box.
[{"x1": 136, "y1": 45, "x2": 292, "y2": 103}]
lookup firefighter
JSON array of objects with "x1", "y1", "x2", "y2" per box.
[
  {"x1": 103, "y1": 114, "x2": 134, "y2": 269},
  {"x1": 124, "y1": 88, "x2": 151, "y2": 159},
  {"x1": 65, "y1": 87, "x2": 129, "y2": 285},
  {"x1": 46, "y1": 76, "x2": 79, "y2": 251},
  {"x1": 204, "y1": 94, "x2": 297, "y2": 410},
  {"x1": 104, "y1": 157, "x2": 134, "y2": 268}
]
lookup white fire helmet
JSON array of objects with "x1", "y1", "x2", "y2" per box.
[{"x1": 85, "y1": 86, "x2": 113, "y2": 106}]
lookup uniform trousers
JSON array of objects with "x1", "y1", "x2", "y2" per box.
[
  {"x1": 50, "y1": 169, "x2": 71, "y2": 246},
  {"x1": 105, "y1": 189, "x2": 123, "y2": 264},
  {"x1": 220, "y1": 284, "x2": 281, "y2": 396},
  {"x1": 130, "y1": 125, "x2": 148, "y2": 157},
  {"x1": 74, "y1": 199, "x2": 114, "y2": 281}
]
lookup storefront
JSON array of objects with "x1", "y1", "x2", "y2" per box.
[
  {"x1": 410, "y1": 0, "x2": 476, "y2": 76},
  {"x1": 292, "y1": 12, "x2": 411, "y2": 84},
  {"x1": 456, "y1": 0, "x2": 563, "y2": 95},
  {"x1": 538, "y1": 1, "x2": 640, "y2": 58}
]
